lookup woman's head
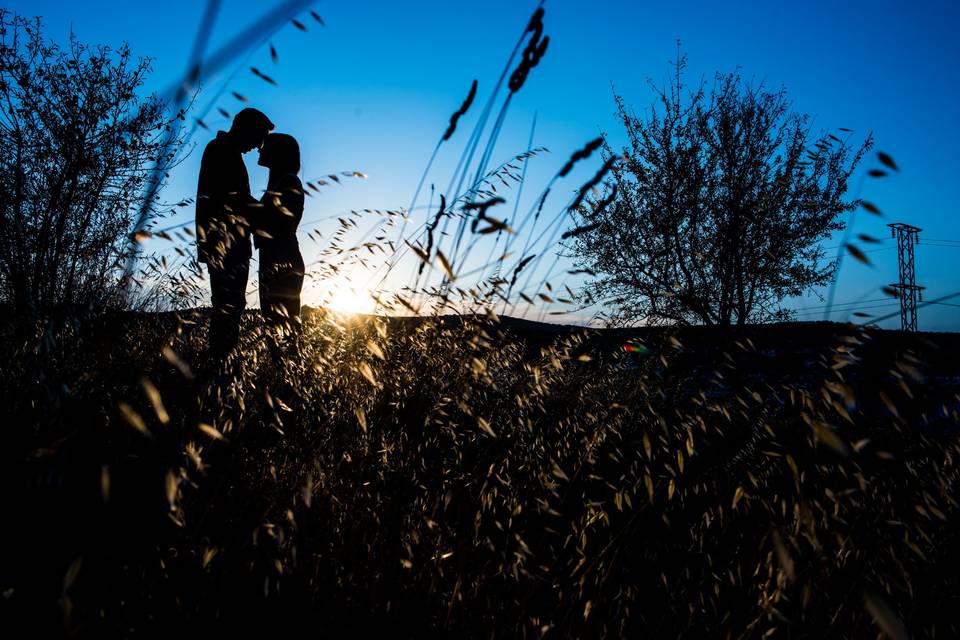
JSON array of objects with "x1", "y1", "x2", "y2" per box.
[{"x1": 257, "y1": 133, "x2": 300, "y2": 174}]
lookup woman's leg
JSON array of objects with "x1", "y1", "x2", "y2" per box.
[
  {"x1": 279, "y1": 268, "x2": 304, "y2": 327},
  {"x1": 260, "y1": 262, "x2": 303, "y2": 361}
]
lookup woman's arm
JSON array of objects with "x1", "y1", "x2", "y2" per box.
[{"x1": 274, "y1": 175, "x2": 305, "y2": 231}]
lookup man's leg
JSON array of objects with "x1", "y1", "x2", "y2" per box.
[{"x1": 209, "y1": 258, "x2": 250, "y2": 365}]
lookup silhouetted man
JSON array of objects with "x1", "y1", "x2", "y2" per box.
[{"x1": 196, "y1": 107, "x2": 275, "y2": 365}]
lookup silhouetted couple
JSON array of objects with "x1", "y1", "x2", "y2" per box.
[{"x1": 195, "y1": 108, "x2": 305, "y2": 370}]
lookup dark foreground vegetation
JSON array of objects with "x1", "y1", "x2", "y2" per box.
[{"x1": 1, "y1": 309, "x2": 958, "y2": 638}]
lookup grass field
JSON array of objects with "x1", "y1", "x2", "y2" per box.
[{"x1": 2, "y1": 308, "x2": 958, "y2": 637}]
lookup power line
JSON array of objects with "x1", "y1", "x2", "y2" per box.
[
  {"x1": 865, "y1": 290, "x2": 960, "y2": 325},
  {"x1": 793, "y1": 302, "x2": 899, "y2": 317},
  {"x1": 791, "y1": 297, "x2": 892, "y2": 311},
  {"x1": 821, "y1": 238, "x2": 891, "y2": 251}
]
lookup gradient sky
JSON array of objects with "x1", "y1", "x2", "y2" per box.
[{"x1": 10, "y1": 0, "x2": 960, "y2": 330}]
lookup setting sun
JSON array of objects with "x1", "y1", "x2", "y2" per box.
[{"x1": 318, "y1": 280, "x2": 378, "y2": 315}]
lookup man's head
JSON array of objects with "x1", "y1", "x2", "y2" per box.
[{"x1": 229, "y1": 108, "x2": 275, "y2": 152}]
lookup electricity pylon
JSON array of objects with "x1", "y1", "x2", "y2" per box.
[{"x1": 888, "y1": 223, "x2": 924, "y2": 332}]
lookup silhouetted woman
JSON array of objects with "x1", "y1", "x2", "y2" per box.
[{"x1": 255, "y1": 133, "x2": 305, "y2": 360}]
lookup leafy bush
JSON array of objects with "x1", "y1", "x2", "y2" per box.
[{"x1": 0, "y1": 11, "x2": 180, "y2": 314}]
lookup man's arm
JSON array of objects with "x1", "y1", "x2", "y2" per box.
[
  {"x1": 195, "y1": 142, "x2": 219, "y2": 263},
  {"x1": 198, "y1": 142, "x2": 256, "y2": 261},
  {"x1": 222, "y1": 152, "x2": 259, "y2": 237}
]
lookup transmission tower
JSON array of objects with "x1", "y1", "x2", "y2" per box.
[{"x1": 888, "y1": 223, "x2": 924, "y2": 331}]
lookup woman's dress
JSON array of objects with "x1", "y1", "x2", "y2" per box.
[{"x1": 256, "y1": 173, "x2": 305, "y2": 334}]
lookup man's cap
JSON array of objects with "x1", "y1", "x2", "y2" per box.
[{"x1": 232, "y1": 107, "x2": 275, "y2": 132}]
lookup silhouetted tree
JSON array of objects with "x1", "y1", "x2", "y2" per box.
[
  {"x1": 571, "y1": 56, "x2": 872, "y2": 326},
  {"x1": 0, "y1": 11, "x2": 180, "y2": 313}
]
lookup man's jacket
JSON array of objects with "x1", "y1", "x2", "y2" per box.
[{"x1": 195, "y1": 131, "x2": 255, "y2": 267}]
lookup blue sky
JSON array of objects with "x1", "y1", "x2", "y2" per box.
[{"x1": 11, "y1": 0, "x2": 960, "y2": 329}]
